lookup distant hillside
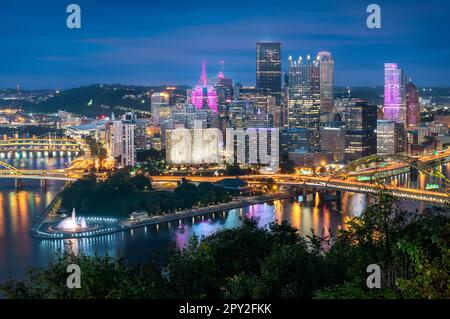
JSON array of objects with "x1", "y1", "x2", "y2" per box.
[
  {"x1": 335, "y1": 86, "x2": 384, "y2": 105},
  {"x1": 12, "y1": 84, "x2": 450, "y2": 118},
  {"x1": 335, "y1": 86, "x2": 450, "y2": 105},
  {"x1": 20, "y1": 84, "x2": 189, "y2": 117}
]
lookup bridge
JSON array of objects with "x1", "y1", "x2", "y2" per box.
[
  {"x1": 0, "y1": 145, "x2": 448, "y2": 205},
  {"x1": 347, "y1": 150, "x2": 450, "y2": 180},
  {"x1": 0, "y1": 133, "x2": 82, "y2": 152},
  {"x1": 0, "y1": 162, "x2": 84, "y2": 187},
  {"x1": 150, "y1": 173, "x2": 450, "y2": 206},
  {"x1": 274, "y1": 176, "x2": 450, "y2": 206}
]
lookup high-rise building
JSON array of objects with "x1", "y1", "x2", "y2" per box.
[
  {"x1": 320, "y1": 123, "x2": 346, "y2": 162},
  {"x1": 317, "y1": 51, "x2": 334, "y2": 114},
  {"x1": 280, "y1": 128, "x2": 314, "y2": 161},
  {"x1": 228, "y1": 100, "x2": 269, "y2": 129},
  {"x1": 287, "y1": 54, "x2": 321, "y2": 150},
  {"x1": 151, "y1": 92, "x2": 170, "y2": 126},
  {"x1": 384, "y1": 63, "x2": 406, "y2": 124},
  {"x1": 112, "y1": 114, "x2": 136, "y2": 167},
  {"x1": 235, "y1": 86, "x2": 278, "y2": 127},
  {"x1": 191, "y1": 61, "x2": 218, "y2": 113},
  {"x1": 134, "y1": 118, "x2": 151, "y2": 151},
  {"x1": 215, "y1": 68, "x2": 233, "y2": 132},
  {"x1": 256, "y1": 42, "x2": 282, "y2": 106},
  {"x1": 406, "y1": 79, "x2": 420, "y2": 128},
  {"x1": 225, "y1": 127, "x2": 279, "y2": 170},
  {"x1": 394, "y1": 122, "x2": 407, "y2": 154},
  {"x1": 190, "y1": 61, "x2": 219, "y2": 129},
  {"x1": 377, "y1": 120, "x2": 394, "y2": 156},
  {"x1": 345, "y1": 99, "x2": 377, "y2": 162}
]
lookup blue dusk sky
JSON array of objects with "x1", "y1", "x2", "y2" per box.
[{"x1": 1, "y1": 0, "x2": 449, "y2": 89}]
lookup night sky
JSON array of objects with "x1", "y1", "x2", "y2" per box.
[{"x1": 1, "y1": 0, "x2": 449, "y2": 89}]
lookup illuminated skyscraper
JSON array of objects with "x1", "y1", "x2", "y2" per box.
[
  {"x1": 151, "y1": 92, "x2": 170, "y2": 126},
  {"x1": 112, "y1": 113, "x2": 136, "y2": 167},
  {"x1": 191, "y1": 61, "x2": 218, "y2": 113},
  {"x1": 256, "y1": 42, "x2": 282, "y2": 106},
  {"x1": 406, "y1": 79, "x2": 420, "y2": 128},
  {"x1": 384, "y1": 63, "x2": 406, "y2": 124},
  {"x1": 377, "y1": 120, "x2": 407, "y2": 156},
  {"x1": 317, "y1": 51, "x2": 334, "y2": 114},
  {"x1": 345, "y1": 99, "x2": 377, "y2": 161},
  {"x1": 215, "y1": 63, "x2": 233, "y2": 132},
  {"x1": 287, "y1": 54, "x2": 321, "y2": 150}
]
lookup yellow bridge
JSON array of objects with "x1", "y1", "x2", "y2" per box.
[{"x1": 0, "y1": 134, "x2": 82, "y2": 152}]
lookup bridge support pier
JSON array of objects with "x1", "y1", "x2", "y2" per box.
[
  {"x1": 15, "y1": 178, "x2": 23, "y2": 189},
  {"x1": 40, "y1": 179, "x2": 47, "y2": 188}
]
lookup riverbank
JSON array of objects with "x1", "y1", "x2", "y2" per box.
[{"x1": 29, "y1": 192, "x2": 295, "y2": 239}]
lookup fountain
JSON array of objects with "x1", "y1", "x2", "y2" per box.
[{"x1": 57, "y1": 208, "x2": 88, "y2": 231}]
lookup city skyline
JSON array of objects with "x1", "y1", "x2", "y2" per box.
[
  {"x1": 1, "y1": 0, "x2": 449, "y2": 303},
  {"x1": 1, "y1": 0, "x2": 450, "y2": 89}
]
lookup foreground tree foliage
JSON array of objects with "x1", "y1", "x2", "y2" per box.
[{"x1": 2, "y1": 190, "x2": 449, "y2": 299}]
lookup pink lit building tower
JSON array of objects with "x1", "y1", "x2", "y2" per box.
[
  {"x1": 383, "y1": 63, "x2": 406, "y2": 124},
  {"x1": 191, "y1": 61, "x2": 218, "y2": 113},
  {"x1": 406, "y1": 79, "x2": 420, "y2": 128}
]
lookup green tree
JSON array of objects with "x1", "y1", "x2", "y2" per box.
[
  {"x1": 279, "y1": 160, "x2": 296, "y2": 174},
  {"x1": 129, "y1": 174, "x2": 152, "y2": 191}
]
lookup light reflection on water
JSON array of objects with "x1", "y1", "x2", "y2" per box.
[
  {"x1": 36, "y1": 194, "x2": 361, "y2": 266},
  {"x1": 1, "y1": 154, "x2": 446, "y2": 282},
  {"x1": 386, "y1": 162, "x2": 450, "y2": 193}
]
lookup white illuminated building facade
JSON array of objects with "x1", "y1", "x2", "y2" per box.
[
  {"x1": 112, "y1": 116, "x2": 136, "y2": 167},
  {"x1": 225, "y1": 128, "x2": 279, "y2": 170},
  {"x1": 166, "y1": 128, "x2": 223, "y2": 164}
]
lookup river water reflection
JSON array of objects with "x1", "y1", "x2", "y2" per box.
[{"x1": 0, "y1": 152, "x2": 444, "y2": 282}]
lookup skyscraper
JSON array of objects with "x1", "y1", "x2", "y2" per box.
[
  {"x1": 151, "y1": 92, "x2": 170, "y2": 126},
  {"x1": 256, "y1": 42, "x2": 282, "y2": 106},
  {"x1": 317, "y1": 51, "x2": 334, "y2": 114},
  {"x1": 377, "y1": 120, "x2": 407, "y2": 156},
  {"x1": 320, "y1": 124, "x2": 346, "y2": 162},
  {"x1": 377, "y1": 120, "x2": 395, "y2": 156},
  {"x1": 191, "y1": 61, "x2": 218, "y2": 113},
  {"x1": 190, "y1": 61, "x2": 220, "y2": 129},
  {"x1": 384, "y1": 63, "x2": 406, "y2": 124},
  {"x1": 345, "y1": 99, "x2": 377, "y2": 162},
  {"x1": 406, "y1": 79, "x2": 420, "y2": 128},
  {"x1": 112, "y1": 113, "x2": 136, "y2": 167},
  {"x1": 287, "y1": 54, "x2": 321, "y2": 150},
  {"x1": 215, "y1": 67, "x2": 233, "y2": 132}
]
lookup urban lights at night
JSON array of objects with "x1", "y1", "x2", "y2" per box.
[
  {"x1": 191, "y1": 61, "x2": 218, "y2": 113},
  {"x1": 0, "y1": 0, "x2": 448, "y2": 307}
]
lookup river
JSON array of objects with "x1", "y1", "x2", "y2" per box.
[{"x1": 0, "y1": 152, "x2": 446, "y2": 282}]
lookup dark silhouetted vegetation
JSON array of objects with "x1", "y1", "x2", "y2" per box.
[
  {"x1": 2, "y1": 190, "x2": 449, "y2": 299},
  {"x1": 60, "y1": 169, "x2": 231, "y2": 217},
  {"x1": 136, "y1": 148, "x2": 166, "y2": 174},
  {"x1": 279, "y1": 159, "x2": 296, "y2": 174}
]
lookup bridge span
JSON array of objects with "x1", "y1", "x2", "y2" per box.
[
  {"x1": 150, "y1": 174, "x2": 450, "y2": 206},
  {"x1": 0, "y1": 135, "x2": 82, "y2": 152}
]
